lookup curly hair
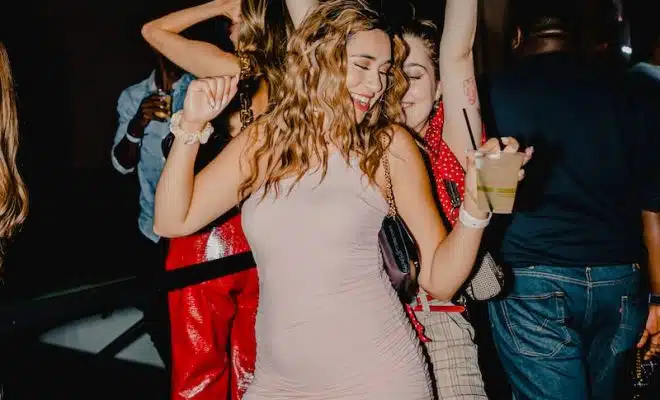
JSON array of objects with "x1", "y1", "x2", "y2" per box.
[
  {"x1": 237, "y1": 0, "x2": 295, "y2": 94},
  {"x1": 0, "y1": 42, "x2": 28, "y2": 271},
  {"x1": 238, "y1": 0, "x2": 409, "y2": 200}
]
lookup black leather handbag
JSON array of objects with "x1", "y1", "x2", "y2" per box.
[{"x1": 379, "y1": 152, "x2": 420, "y2": 304}]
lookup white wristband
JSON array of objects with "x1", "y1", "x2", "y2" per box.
[
  {"x1": 125, "y1": 133, "x2": 142, "y2": 144},
  {"x1": 459, "y1": 205, "x2": 491, "y2": 229},
  {"x1": 169, "y1": 111, "x2": 214, "y2": 145}
]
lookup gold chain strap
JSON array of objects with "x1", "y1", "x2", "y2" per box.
[
  {"x1": 238, "y1": 52, "x2": 255, "y2": 131},
  {"x1": 382, "y1": 146, "x2": 396, "y2": 217}
]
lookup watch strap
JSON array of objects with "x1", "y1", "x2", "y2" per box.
[{"x1": 649, "y1": 293, "x2": 660, "y2": 305}]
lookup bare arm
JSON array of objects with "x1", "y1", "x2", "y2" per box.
[
  {"x1": 154, "y1": 76, "x2": 253, "y2": 237},
  {"x1": 285, "y1": 0, "x2": 318, "y2": 28},
  {"x1": 644, "y1": 210, "x2": 660, "y2": 293},
  {"x1": 638, "y1": 210, "x2": 660, "y2": 358},
  {"x1": 154, "y1": 125, "x2": 254, "y2": 237},
  {"x1": 439, "y1": 0, "x2": 481, "y2": 169},
  {"x1": 141, "y1": 1, "x2": 240, "y2": 78},
  {"x1": 387, "y1": 126, "x2": 488, "y2": 300}
]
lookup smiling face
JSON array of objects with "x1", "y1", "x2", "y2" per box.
[
  {"x1": 402, "y1": 34, "x2": 441, "y2": 133},
  {"x1": 345, "y1": 29, "x2": 392, "y2": 124}
]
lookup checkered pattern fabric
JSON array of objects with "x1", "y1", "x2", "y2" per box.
[{"x1": 413, "y1": 294, "x2": 487, "y2": 399}]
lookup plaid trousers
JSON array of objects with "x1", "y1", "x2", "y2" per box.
[{"x1": 413, "y1": 292, "x2": 487, "y2": 400}]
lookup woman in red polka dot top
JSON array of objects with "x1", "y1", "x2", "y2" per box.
[{"x1": 399, "y1": 1, "x2": 488, "y2": 398}]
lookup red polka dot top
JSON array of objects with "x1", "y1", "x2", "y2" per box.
[{"x1": 424, "y1": 102, "x2": 486, "y2": 225}]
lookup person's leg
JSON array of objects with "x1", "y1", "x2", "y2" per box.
[
  {"x1": 228, "y1": 267, "x2": 259, "y2": 399},
  {"x1": 167, "y1": 233, "x2": 237, "y2": 400},
  {"x1": 489, "y1": 266, "x2": 588, "y2": 400},
  {"x1": 586, "y1": 264, "x2": 647, "y2": 400},
  {"x1": 416, "y1": 309, "x2": 487, "y2": 400},
  {"x1": 169, "y1": 279, "x2": 237, "y2": 400},
  {"x1": 135, "y1": 233, "x2": 171, "y2": 367}
]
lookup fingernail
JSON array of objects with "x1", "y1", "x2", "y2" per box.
[
  {"x1": 474, "y1": 151, "x2": 483, "y2": 157},
  {"x1": 501, "y1": 137, "x2": 510, "y2": 144}
]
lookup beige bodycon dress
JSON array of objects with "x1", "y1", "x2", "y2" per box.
[{"x1": 241, "y1": 152, "x2": 432, "y2": 399}]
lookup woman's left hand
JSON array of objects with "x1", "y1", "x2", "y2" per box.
[{"x1": 463, "y1": 137, "x2": 534, "y2": 218}]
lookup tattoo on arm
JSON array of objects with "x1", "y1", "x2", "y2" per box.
[{"x1": 462, "y1": 77, "x2": 477, "y2": 105}]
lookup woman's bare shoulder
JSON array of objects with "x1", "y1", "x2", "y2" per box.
[{"x1": 384, "y1": 124, "x2": 422, "y2": 158}]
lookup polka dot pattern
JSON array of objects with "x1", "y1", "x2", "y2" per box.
[{"x1": 424, "y1": 103, "x2": 487, "y2": 225}]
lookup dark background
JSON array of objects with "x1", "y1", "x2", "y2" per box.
[{"x1": 0, "y1": 0, "x2": 221, "y2": 300}]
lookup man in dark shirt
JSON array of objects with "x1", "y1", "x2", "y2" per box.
[{"x1": 481, "y1": 3, "x2": 660, "y2": 399}]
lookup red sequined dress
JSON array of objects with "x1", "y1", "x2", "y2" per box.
[{"x1": 166, "y1": 210, "x2": 258, "y2": 400}]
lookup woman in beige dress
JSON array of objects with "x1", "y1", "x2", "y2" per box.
[{"x1": 154, "y1": 0, "x2": 529, "y2": 398}]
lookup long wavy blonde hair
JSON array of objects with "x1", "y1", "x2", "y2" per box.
[
  {"x1": 239, "y1": 0, "x2": 409, "y2": 199},
  {"x1": 237, "y1": 0, "x2": 294, "y2": 93},
  {"x1": 0, "y1": 42, "x2": 28, "y2": 270}
]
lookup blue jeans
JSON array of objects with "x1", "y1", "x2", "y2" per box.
[{"x1": 488, "y1": 264, "x2": 647, "y2": 400}]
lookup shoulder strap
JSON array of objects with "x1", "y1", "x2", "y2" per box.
[{"x1": 382, "y1": 150, "x2": 397, "y2": 217}]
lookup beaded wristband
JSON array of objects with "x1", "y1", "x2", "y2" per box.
[
  {"x1": 169, "y1": 111, "x2": 214, "y2": 145},
  {"x1": 459, "y1": 205, "x2": 492, "y2": 229}
]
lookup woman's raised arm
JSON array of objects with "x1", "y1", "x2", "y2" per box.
[
  {"x1": 439, "y1": 0, "x2": 481, "y2": 169},
  {"x1": 154, "y1": 76, "x2": 257, "y2": 238},
  {"x1": 141, "y1": 1, "x2": 241, "y2": 78}
]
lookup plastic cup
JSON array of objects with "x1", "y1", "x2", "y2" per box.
[{"x1": 475, "y1": 151, "x2": 525, "y2": 214}]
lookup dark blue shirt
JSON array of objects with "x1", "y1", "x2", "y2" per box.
[{"x1": 481, "y1": 52, "x2": 659, "y2": 267}]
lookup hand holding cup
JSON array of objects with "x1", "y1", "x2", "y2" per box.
[
  {"x1": 464, "y1": 137, "x2": 533, "y2": 216},
  {"x1": 138, "y1": 93, "x2": 170, "y2": 125}
]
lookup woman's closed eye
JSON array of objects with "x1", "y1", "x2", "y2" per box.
[{"x1": 404, "y1": 65, "x2": 427, "y2": 81}]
